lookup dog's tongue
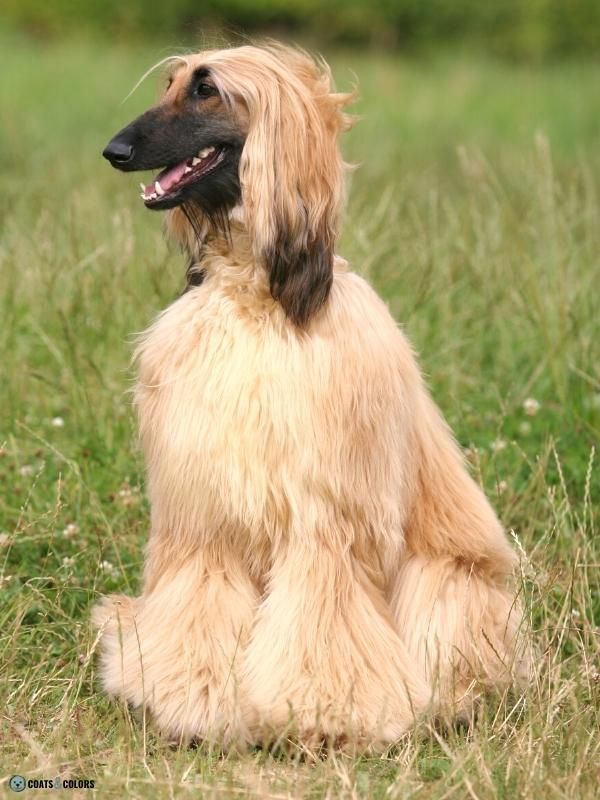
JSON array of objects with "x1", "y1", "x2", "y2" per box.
[{"x1": 145, "y1": 160, "x2": 189, "y2": 194}]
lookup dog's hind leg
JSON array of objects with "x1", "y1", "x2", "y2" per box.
[
  {"x1": 91, "y1": 549, "x2": 258, "y2": 747},
  {"x1": 390, "y1": 554, "x2": 526, "y2": 725},
  {"x1": 389, "y1": 392, "x2": 529, "y2": 722}
]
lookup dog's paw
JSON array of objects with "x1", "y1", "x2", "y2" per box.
[{"x1": 243, "y1": 618, "x2": 428, "y2": 748}]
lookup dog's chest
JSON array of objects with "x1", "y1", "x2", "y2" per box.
[
  {"x1": 134, "y1": 290, "x2": 329, "y2": 534},
  {"x1": 133, "y1": 281, "x2": 413, "y2": 551},
  {"x1": 136, "y1": 290, "x2": 311, "y2": 448}
]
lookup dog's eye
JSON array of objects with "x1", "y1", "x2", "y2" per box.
[{"x1": 195, "y1": 81, "x2": 216, "y2": 99}]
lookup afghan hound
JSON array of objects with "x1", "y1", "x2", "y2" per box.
[{"x1": 93, "y1": 43, "x2": 528, "y2": 751}]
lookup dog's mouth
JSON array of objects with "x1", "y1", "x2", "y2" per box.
[{"x1": 140, "y1": 145, "x2": 226, "y2": 209}]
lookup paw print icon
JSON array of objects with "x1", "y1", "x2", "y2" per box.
[{"x1": 9, "y1": 775, "x2": 26, "y2": 792}]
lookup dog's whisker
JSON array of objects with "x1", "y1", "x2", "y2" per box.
[{"x1": 121, "y1": 54, "x2": 190, "y2": 105}]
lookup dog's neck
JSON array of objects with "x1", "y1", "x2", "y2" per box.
[
  {"x1": 180, "y1": 210, "x2": 349, "y2": 322},
  {"x1": 194, "y1": 217, "x2": 257, "y2": 270},
  {"x1": 185, "y1": 219, "x2": 274, "y2": 302}
]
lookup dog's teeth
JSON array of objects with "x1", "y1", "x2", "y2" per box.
[
  {"x1": 155, "y1": 181, "x2": 165, "y2": 196},
  {"x1": 140, "y1": 183, "x2": 146, "y2": 192},
  {"x1": 192, "y1": 157, "x2": 201, "y2": 166},
  {"x1": 140, "y1": 192, "x2": 146, "y2": 199},
  {"x1": 198, "y1": 147, "x2": 214, "y2": 158},
  {"x1": 184, "y1": 165, "x2": 193, "y2": 173}
]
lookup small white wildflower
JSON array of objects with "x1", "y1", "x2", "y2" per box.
[
  {"x1": 519, "y1": 421, "x2": 531, "y2": 436},
  {"x1": 523, "y1": 397, "x2": 540, "y2": 416},
  {"x1": 0, "y1": 574, "x2": 13, "y2": 589},
  {"x1": 99, "y1": 560, "x2": 119, "y2": 578},
  {"x1": 590, "y1": 668, "x2": 600, "y2": 683},
  {"x1": 491, "y1": 438, "x2": 507, "y2": 453},
  {"x1": 51, "y1": 417, "x2": 65, "y2": 428},
  {"x1": 118, "y1": 483, "x2": 141, "y2": 507},
  {"x1": 571, "y1": 609, "x2": 581, "y2": 620},
  {"x1": 19, "y1": 464, "x2": 34, "y2": 477},
  {"x1": 0, "y1": 533, "x2": 10, "y2": 547},
  {"x1": 497, "y1": 480, "x2": 508, "y2": 494},
  {"x1": 62, "y1": 523, "x2": 80, "y2": 538},
  {"x1": 62, "y1": 556, "x2": 75, "y2": 568}
]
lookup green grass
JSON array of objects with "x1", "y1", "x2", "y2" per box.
[{"x1": 1, "y1": 30, "x2": 599, "y2": 798}]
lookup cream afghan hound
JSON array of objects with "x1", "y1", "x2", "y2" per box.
[{"x1": 94, "y1": 43, "x2": 528, "y2": 750}]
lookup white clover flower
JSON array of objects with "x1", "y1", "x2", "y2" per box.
[
  {"x1": 497, "y1": 480, "x2": 508, "y2": 494},
  {"x1": 62, "y1": 556, "x2": 75, "y2": 568},
  {"x1": 99, "y1": 560, "x2": 119, "y2": 578},
  {"x1": 491, "y1": 438, "x2": 507, "y2": 453},
  {"x1": 19, "y1": 464, "x2": 34, "y2": 477},
  {"x1": 51, "y1": 417, "x2": 65, "y2": 428},
  {"x1": 118, "y1": 483, "x2": 141, "y2": 507},
  {"x1": 62, "y1": 523, "x2": 80, "y2": 538},
  {"x1": 523, "y1": 397, "x2": 540, "y2": 416}
]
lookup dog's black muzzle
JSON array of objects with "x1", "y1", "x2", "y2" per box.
[
  {"x1": 102, "y1": 108, "x2": 172, "y2": 173},
  {"x1": 102, "y1": 107, "x2": 244, "y2": 174}
]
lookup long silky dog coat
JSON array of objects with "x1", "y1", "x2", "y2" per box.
[{"x1": 93, "y1": 43, "x2": 527, "y2": 749}]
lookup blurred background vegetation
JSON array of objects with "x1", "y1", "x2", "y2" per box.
[
  {"x1": 3, "y1": 0, "x2": 600, "y2": 59},
  {"x1": 1, "y1": 2, "x2": 599, "y2": 798}
]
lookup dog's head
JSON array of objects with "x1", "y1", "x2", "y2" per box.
[{"x1": 103, "y1": 44, "x2": 354, "y2": 325}]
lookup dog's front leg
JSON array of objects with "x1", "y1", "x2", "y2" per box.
[
  {"x1": 92, "y1": 549, "x2": 258, "y2": 747},
  {"x1": 242, "y1": 540, "x2": 429, "y2": 750}
]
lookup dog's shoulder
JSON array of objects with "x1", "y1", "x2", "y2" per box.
[{"x1": 330, "y1": 267, "x2": 406, "y2": 337}]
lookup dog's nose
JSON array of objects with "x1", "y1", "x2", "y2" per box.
[{"x1": 103, "y1": 138, "x2": 135, "y2": 166}]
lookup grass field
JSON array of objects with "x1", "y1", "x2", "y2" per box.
[{"x1": 1, "y1": 30, "x2": 599, "y2": 798}]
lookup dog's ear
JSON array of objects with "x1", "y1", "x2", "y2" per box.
[
  {"x1": 265, "y1": 219, "x2": 333, "y2": 328},
  {"x1": 236, "y1": 47, "x2": 355, "y2": 326}
]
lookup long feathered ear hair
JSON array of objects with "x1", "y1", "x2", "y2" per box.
[{"x1": 209, "y1": 44, "x2": 356, "y2": 326}]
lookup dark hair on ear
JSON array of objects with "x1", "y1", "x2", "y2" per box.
[
  {"x1": 266, "y1": 226, "x2": 333, "y2": 327},
  {"x1": 223, "y1": 45, "x2": 354, "y2": 327}
]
